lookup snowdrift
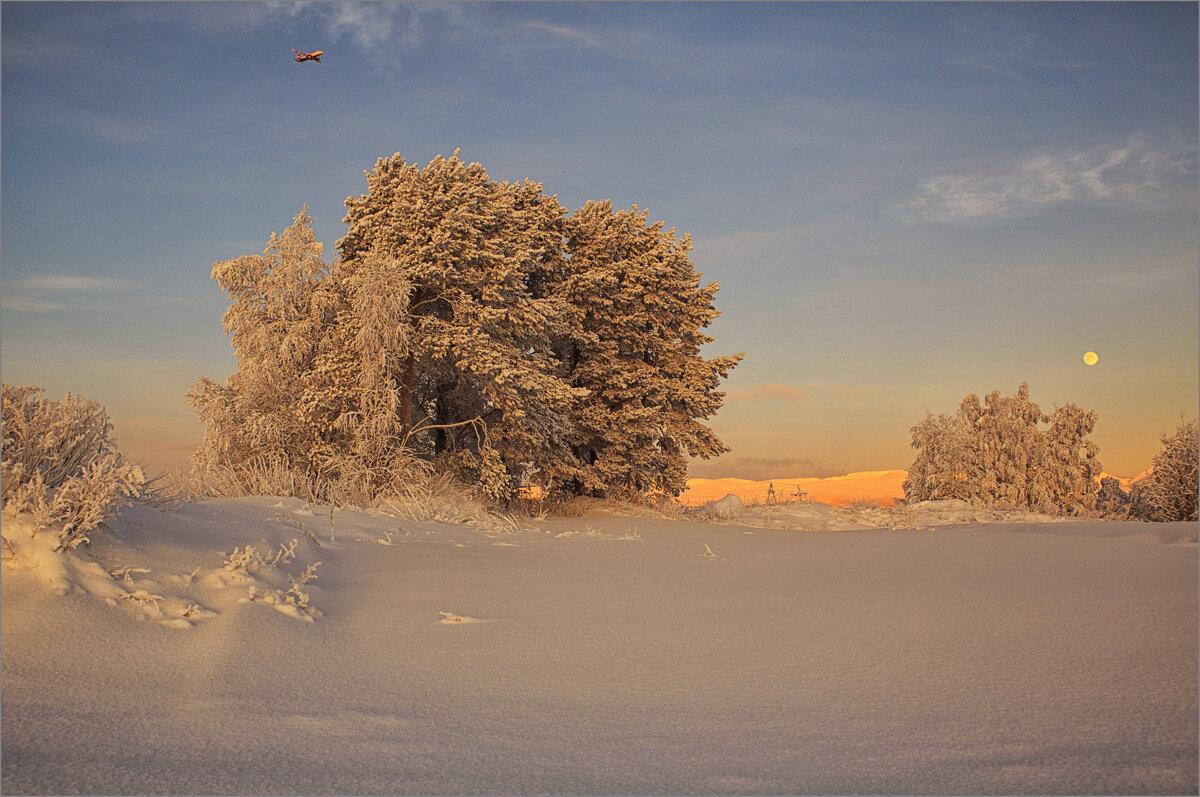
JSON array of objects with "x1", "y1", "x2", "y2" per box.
[{"x1": 3, "y1": 497, "x2": 1196, "y2": 795}]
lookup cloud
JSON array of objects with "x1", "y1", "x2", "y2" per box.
[
  {"x1": 1, "y1": 274, "x2": 130, "y2": 313},
  {"x1": 325, "y1": 3, "x2": 401, "y2": 49},
  {"x1": 688, "y1": 456, "x2": 845, "y2": 481},
  {"x1": 268, "y1": 2, "x2": 470, "y2": 52},
  {"x1": 519, "y1": 21, "x2": 604, "y2": 49},
  {"x1": 726, "y1": 384, "x2": 809, "y2": 403},
  {"x1": 23, "y1": 276, "x2": 128, "y2": 292},
  {"x1": 1, "y1": 296, "x2": 66, "y2": 313},
  {"x1": 512, "y1": 19, "x2": 661, "y2": 64},
  {"x1": 901, "y1": 136, "x2": 1198, "y2": 223}
]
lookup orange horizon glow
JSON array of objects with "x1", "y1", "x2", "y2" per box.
[
  {"x1": 680, "y1": 470, "x2": 909, "y2": 508},
  {"x1": 679, "y1": 469, "x2": 1145, "y2": 508}
]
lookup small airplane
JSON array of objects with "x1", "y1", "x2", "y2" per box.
[{"x1": 292, "y1": 49, "x2": 323, "y2": 63}]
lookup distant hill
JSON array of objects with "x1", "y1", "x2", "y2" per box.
[
  {"x1": 680, "y1": 470, "x2": 908, "y2": 508},
  {"x1": 681, "y1": 469, "x2": 1139, "y2": 508}
]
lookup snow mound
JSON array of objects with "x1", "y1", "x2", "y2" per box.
[
  {"x1": 700, "y1": 493, "x2": 745, "y2": 520},
  {"x1": 2, "y1": 499, "x2": 325, "y2": 627}
]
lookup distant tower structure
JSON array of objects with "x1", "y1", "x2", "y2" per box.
[{"x1": 767, "y1": 482, "x2": 777, "y2": 505}]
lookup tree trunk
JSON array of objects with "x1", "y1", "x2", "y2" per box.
[{"x1": 399, "y1": 350, "x2": 416, "y2": 440}]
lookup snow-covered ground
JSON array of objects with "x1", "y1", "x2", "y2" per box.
[{"x1": 3, "y1": 496, "x2": 1196, "y2": 795}]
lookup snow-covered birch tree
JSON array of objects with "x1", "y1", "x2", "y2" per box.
[
  {"x1": 902, "y1": 411, "x2": 971, "y2": 501},
  {"x1": 903, "y1": 384, "x2": 1102, "y2": 515},
  {"x1": 189, "y1": 206, "x2": 335, "y2": 477}
]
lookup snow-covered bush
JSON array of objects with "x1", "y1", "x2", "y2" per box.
[
  {"x1": 1139, "y1": 419, "x2": 1198, "y2": 522},
  {"x1": 903, "y1": 384, "x2": 1101, "y2": 516},
  {"x1": 1, "y1": 384, "x2": 144, "y2": 550},
  {"x1": 1095, "y1": 476, "x2": 1132, "y2": 518}
]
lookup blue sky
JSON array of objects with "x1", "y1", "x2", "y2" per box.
[{"x1": 2, "y1": 2, "x2": 1197, "y2": 479}]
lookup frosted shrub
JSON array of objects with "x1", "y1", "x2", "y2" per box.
[
  {"x1": 1141, "y1": 419, "x2": 1198, "y2": 522},
  {"x1": 2, "y1": 384, "x2": 145, "y2": 551},
  {"x1": 1095, "y1": 476, "x2": 1132, "y2": 518}
]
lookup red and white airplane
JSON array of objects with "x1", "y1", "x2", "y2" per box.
[{"x1": 292, "y1": 49, "x2": 323, "y2": 63}]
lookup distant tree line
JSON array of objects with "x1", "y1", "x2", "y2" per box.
[
  {"x1": 189, "y1": 151, "x2": 742, "y2": 502},
  {"x1": 903, "y1": 383, "x2": 1101, "y2": 515},
  {"x1": 903, "y1": 384, "x2": 1198, "y2": 521}
]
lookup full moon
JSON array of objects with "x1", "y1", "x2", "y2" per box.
[{"x1": 1083, "y1": 351, "x2": 1099, "y2": 366}]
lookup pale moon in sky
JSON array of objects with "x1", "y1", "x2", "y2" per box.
[{"x1": 1083, "y1": 351, "x2": 1099, "y2": 366}]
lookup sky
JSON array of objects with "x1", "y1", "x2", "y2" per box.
[{"x1": 2, "y1": 2, "x2": 1197, "y2": 480}]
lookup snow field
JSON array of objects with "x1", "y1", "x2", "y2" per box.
[{"x1": 2, "y1": 498, "x2": 1196, "y2": 794}]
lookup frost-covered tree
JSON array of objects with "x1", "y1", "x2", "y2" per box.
[
  {"x1": 1141, "y1": 419, "x2": 1198, "y2": 522},
  {"x1": 1033, "y1": 401, "x2": 1100, "y2": 514},
  {"x1": 959, "y1": 384, "x2": 1047, "y2": 508},
  {"x1": 189, "y1": 206, "x2": 338, "y2": 479},
  {"x1": 560, "y1": 200, "x2": 743, "y2": 497},
  {"x1": 191, "y1": 152, "x2": 741, "y2": 502},
  {"x1": 902, "y1": 412, "x2": 971, "y2": 501},
  {"x1": 337, "y1": 151, "x2": 582, "y2": 498},
  {"x1": 1096, "y1": 475, "x2": 1131, "y2": 517},
  {"x1": 903, "y1": 384, "x2": 1101, "y2": 515}
]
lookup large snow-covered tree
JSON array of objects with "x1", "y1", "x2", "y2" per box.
[
  {"x1": 191, "y1": 152, "x2": 741, "y2": 501},
  {"x1": 337, "y1": 151, "x2": 583, "y2": 497},
  {"x1": 561, "y1": 200, "x2": 743, "y2": 496},
  {"x1": 903, "y1": 384, "x2": 1101, "y2": 515}
]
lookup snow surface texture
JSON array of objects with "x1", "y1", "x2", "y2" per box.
[{"x1": 3, "y1": 497, "x2": 1196, "y2": 795}]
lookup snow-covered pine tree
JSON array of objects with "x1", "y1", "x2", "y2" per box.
[
  {"x1": 560, "y1": 200, "x2": 743, "y2": 497},
  {"x1": 189, "y1": 206, "x2": 334, "y2": 478},
  {"x1": 337, "y1": 151, "x2": 581, "y2": 498},
  {"x1": 1142, "y1": 418, "x2": 1199, "y2": 522}
]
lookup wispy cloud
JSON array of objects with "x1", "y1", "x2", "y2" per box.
[
  {"x1": 1, "y1": 296, "x2": 66, "y2": 313},
  {"x1": 513, "y1": 19, "x2": 659, "y2": 63},
  {"x1": 2, "y1": 274, "x2": 130, "y2": 313},
  {"x1": 688, "y1": 456, "x2": 845, "y2": 481},
  {"x1": 519, "y1": 21, "x2": 604, "y2": 49},
  {"x1": 726, "y1": 384, "x2": 810, "y2": 404},
  {"x1": 937, "y1": 7, "x2": 1101, "y2": 80},
  {"x1": 23, "y1": 276, "x2": 128, "y2": 292},
  {"x1": 901, "y1": 136, "x2": 1198, "y2": 223},
  {"x1": 268, "y1": 2, "x2": 470, "y2": 52},
  {"x1": 325, "y1": 3, "x2": 403, "y2": 49}
]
